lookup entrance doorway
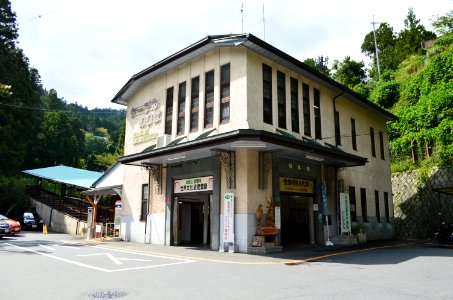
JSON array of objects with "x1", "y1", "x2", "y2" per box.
[
  {"x1": 174, "y1": 194, "x2": 210, "y2": 246},
  {"x1": 280, "y1": 195, "x2": 312, "y2": 245}
]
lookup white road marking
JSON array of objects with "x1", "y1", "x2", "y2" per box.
[
  {"x1": 39, "y1": 244, "x2": 56, "y2": 251},
  {"x1": 60, "y1": 245, "x2": 79, "y2": 249},
  {"x1": 117, "y1": 258, "x2": 153, "y2": 262},
  {"x1": 78, "y1": 253, "x2": 123, "y2": 265}
]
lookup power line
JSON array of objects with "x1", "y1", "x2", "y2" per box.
[{"x1": 0, "y1": 101, "x2": 125, "y2": 115}]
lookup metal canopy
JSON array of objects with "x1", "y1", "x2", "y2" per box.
[
  {"x1": 22, "y1": 166, "x2": 103, "y2": 189},
  {"x1": 119, "y1": 129, "x2": 368, "y2": 169}
]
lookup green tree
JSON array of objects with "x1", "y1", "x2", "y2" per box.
[
  {"x1": 432, "y1": 10, "x2": 453, "y2": 35},
  {"x1": 332, "y1": 56, "x2": 366, "y2": 89}
]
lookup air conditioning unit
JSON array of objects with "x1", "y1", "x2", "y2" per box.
[{"x1": 156, "y1": 134, "x2": 172, "y2": 148}]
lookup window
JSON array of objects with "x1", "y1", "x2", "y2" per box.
[
  {"x1": 351, "y1": 118, "x2": 357, "y2": 150},
  {"x1": 140, "y1": 184, "x2": 149, "y2": 221},
  {"x1": 204, "y1": 70, "x2": 214, "y2": 128},
  {"x1": 314, "y1": 88, "x2": 321, "y2": 139},
  {"x1": 177, "y1": 81, "x2": 186, "y2": 135},
  {"x1": 190, "y1": 76, "x2": 199, "y2": 132},
  {"x1": 375, "y1": 190, "x2": 381, "y2": 223},
  {"x1": 360, "y1": 188, "x2": 367, "y2": 222},
  {"x1": 220, "y1": 63, "x2": 230, "y2": 123},
  {"x1": 335, "y1": 111, "x2": 341, "y2": 146},
  {"x1": 384, "y1": 192, "x2": 390, "y2": 223},
  {"x1": 277, "y1": 71, "x2": 286, "y2": 129},
  {"x1": 290, "y1": 77, "x2": 299, "y2": 133},
  {"x1": 262, "y1": 64, "x2": 273, "y2": 125},
  {"x1": 379, "y1": 131, "x2": 385, "y2": 160},
  {"x1": 303, "y1": 83, "x2": 311, "y2": 136},
  {"x1": 165, "y1": 87, "x2": 174, "y2": 135},
  {"x1": 349, "y1": 186, "x2": 357, "y2": 222},
  {"x1": 370, "y1": 127, "x2": 376, "y2": 157}
]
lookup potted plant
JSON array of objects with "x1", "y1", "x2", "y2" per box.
[{"x1": 352, "y1": 222, "x2": 367, "y2": 244}]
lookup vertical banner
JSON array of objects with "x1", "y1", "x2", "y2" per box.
[
  {"x1": 340, "y1": 193, "x2": 352, "y2": 234},
  {"x1": 275, "y1": 206, "x2": 281, "y2": 229},
  {"x1": 321, "y1": 181, "x2": 328, "y2": 215},
  {"x1": 223, "y1": 193, "x2": 235, "y2": 244}
]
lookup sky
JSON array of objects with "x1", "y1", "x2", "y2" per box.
[{"x1": 9, "y1": 0, "x2": 452, "y2": 109}]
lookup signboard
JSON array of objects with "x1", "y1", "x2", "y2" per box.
[
  {"x1": 280, "y1": 177, "x2": 314, "y2": 193},
  {"x1": 274, "y1": 206, "x2": 281, "y2": 229},
  {"x1": 223, "y1": 193, "x2": 234, "y2": 243},
  {"x1": 174, "y1": 176, "x2": 214, "y2": 194},
  {"x1": 340, "y1": 193, "x2": 352, "y2": 234}
]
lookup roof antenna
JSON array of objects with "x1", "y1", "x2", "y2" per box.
[
  {"x1": 262, "y1": 1, "x2": 266, "y2": 40},
  {"x1": 241, "y1": 3, "x2": 244, "y2": 33}
]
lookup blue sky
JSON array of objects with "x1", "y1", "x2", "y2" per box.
[{"x1": 10, "y1": 0, "x2": 452, "y2": 109}]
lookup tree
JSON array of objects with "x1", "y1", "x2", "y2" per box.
[
  {"x1": 332, "y1": 56, "x2": 366, "y2": 89},
  {"x1": 432, "y1": 10, "x2": 453, "y2": 35}
]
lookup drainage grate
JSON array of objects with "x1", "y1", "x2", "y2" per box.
[{"x1": 89, "y1": 291, "x2": 128, "y2": 299}]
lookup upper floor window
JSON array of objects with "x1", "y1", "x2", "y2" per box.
[
  {"x1": 165, "y1": 87, "x2": 174, "y2": 135},
  {"x1": 177, "y1": 81, "x2": 186, "y2": 135},
  {"x1": 303, "y1": 83, "x2": 311, "y2": 136},
  {"x1": 290, "y1": 77, "x2": 299, "y2": 133},
  {"x1": 379, "y1": 131, "x2": 385, "y2": 160},
  {"x1": 204, "y1": 70, "x2": 214, "y2": 128},
  {"x1": 190, "y1": 76, "x2": 200, "y2": 132},
  {"x1": 351, "y1": 118, "x2": 357, "y2": 150},
  {"x1": 314, "y1": 88, "x2": 321, "y2": 139},
  {"x1": 220, "y1": 63, "x2": 230, "y2": 123},
  {"x1": 335, "y1": 111, "x2": 341, "y2": 146},
  {"x1": 370, "y1": 127, "x2": 376, "y2": 157},
  {"x1": 277, "y1": 71, "x2": 286, "y2": 129},
  {"x1": 262, "y1": 64, "x2": 273, "y2": 125}
]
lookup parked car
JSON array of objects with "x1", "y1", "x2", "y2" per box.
[
  {"x1": 0, "y1": 214, "x2": 21, "y2": 235},
  {"x1": 22, "y1": 212, "x2": 44, "y2": 230},
  {"x1": 0, "y1": 221, "x2": 10, "y2": 238}
]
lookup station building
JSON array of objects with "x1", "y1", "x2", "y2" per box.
[{"x1": 112, "y1": 34, "x2": 396, "y2": 252}]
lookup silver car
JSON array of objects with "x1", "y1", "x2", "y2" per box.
[{"x1": 0, "y1": 221, "x2": 10, "y2": 237}]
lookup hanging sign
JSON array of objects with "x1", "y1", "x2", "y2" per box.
[
  {"x1": 174, "y1": 176, "x2": 214, "y2": 194},
  {"x1": 274, "y1": 206, "x2": 281, "y2": 229},
  {"x1": 340, "y1": 193, "x2": 352, "y2": 233},
  {"x1": 223, "y1": 193, "x2": 235, "y2": 243},
  {"x1": 321, "y1": 181, "x2": 328, "y2": 215},
  {"x1": 280, "y1": 177, "x2": 314, "y2": 193}
]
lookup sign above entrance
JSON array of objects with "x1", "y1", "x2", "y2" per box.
[
  {"x1": 174, "y1": 176, "x2": 214, "y2": 194},
  {"x1": 280, "y1": 177, "x2": 314, "y2": 194}
]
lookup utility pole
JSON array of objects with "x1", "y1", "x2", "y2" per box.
[
  {"x1": 262, "y1": 2, "x2": 266, "y2": 41},
  {"x1": 371, "y1": 15, "x2": 381, "y2": 81},
  {"x1": 241, "y1": 3, "x2": 244, "y2": 33}
]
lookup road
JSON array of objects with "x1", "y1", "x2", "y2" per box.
[{"x1": 1, "y1": 232, "x2": 453, "y2": 299}]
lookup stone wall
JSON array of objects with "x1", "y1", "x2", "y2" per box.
[{"x1": 392, "y1": 166, "x2": 453, "y2": 239}]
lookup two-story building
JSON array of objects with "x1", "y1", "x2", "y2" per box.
[{"x1": 112, "y1": 34, "x2": 396, "y2": 252}]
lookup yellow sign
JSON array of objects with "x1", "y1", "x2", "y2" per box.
[
  {"x1": 43, "y1": 224, "x2": 48, "y2": 234},
  {"x1": 280, "y1": 177, "x2": 314, "y2": 194}
]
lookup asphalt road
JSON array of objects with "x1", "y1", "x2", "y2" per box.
[{"x1": 1, "y1": 232, "x2": 453, "y2": 300}]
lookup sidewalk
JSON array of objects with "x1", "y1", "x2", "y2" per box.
[{"x1": 77, "y1": 236, "x2": 415, "y2": 265}]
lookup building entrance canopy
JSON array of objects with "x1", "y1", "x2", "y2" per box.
[{"x1": 119, "y1": 129, "x2": 368, "y2": 168}]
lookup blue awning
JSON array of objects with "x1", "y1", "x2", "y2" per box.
[{"x1": 22, "y1": 166, "x2": 103, "y2": 189}]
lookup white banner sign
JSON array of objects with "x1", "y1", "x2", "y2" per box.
[
  {"x1": 174, "y1": 176, "x2": 213, "y2": 194},
  {"x1": 274, "y1": 206, "x2": 281, "y2": 230},
  {"x1": 223, "y1": 193, "x2": 234, "y2": 243},
  {"x1": 340, "y1": 193, "x2": 352, "y2": 234}
]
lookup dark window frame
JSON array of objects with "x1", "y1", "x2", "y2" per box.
[
  {"x1": 190, "y1": 76, "x2": 200, "y2": 132},
  {"x1": 370, "y1": 127, "x2": 376, "y2": 157},
  {"x1": 177, "y1": 81, "x2": 186, "y2": 135},
  {"x1": 140, "y1": 184, "x2": 149, "y2": 222},
  {"x1": 375, "y1": 190, "x2": 381, "y2": 223},
  {"x1": 303, "y1": 83, "x2": 311, "y2": 136},
  {"x1": 351, "y1": 118, "x2": 357, "y2": 151},
  {"x1": 204, "y1": 70, "x2": 214, "y2": 128},
  {"x1": 165, "y1": 87, "x2": 174, "y2": 135},
  {"x1": 360, "y1": 188, "x2": 368, "y2": 222},
  {"x1": 290, "y1": 77, "x2": 299, "y2": 133},
  {"x1": 220, "y1": 63, "x2": 230, "y2": 123},
  {"x1": 379, "y1": 131, "x2": 385, "y2": 160},
  {"x1": 277, "y1": 71, "x2": 286, "y2": 129},
  {"x1": 314, "y1": 88, "x2": 321, "y2": 139},
  {"x1": 262, "y1": 64, "x2": 273, "y2": 125},
  {"x1": 335, "y1": 111, "x2": 341, "y2": 146},
  {"x1": 384, "y1": 192, "x2": 390, "y2": 223}
]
